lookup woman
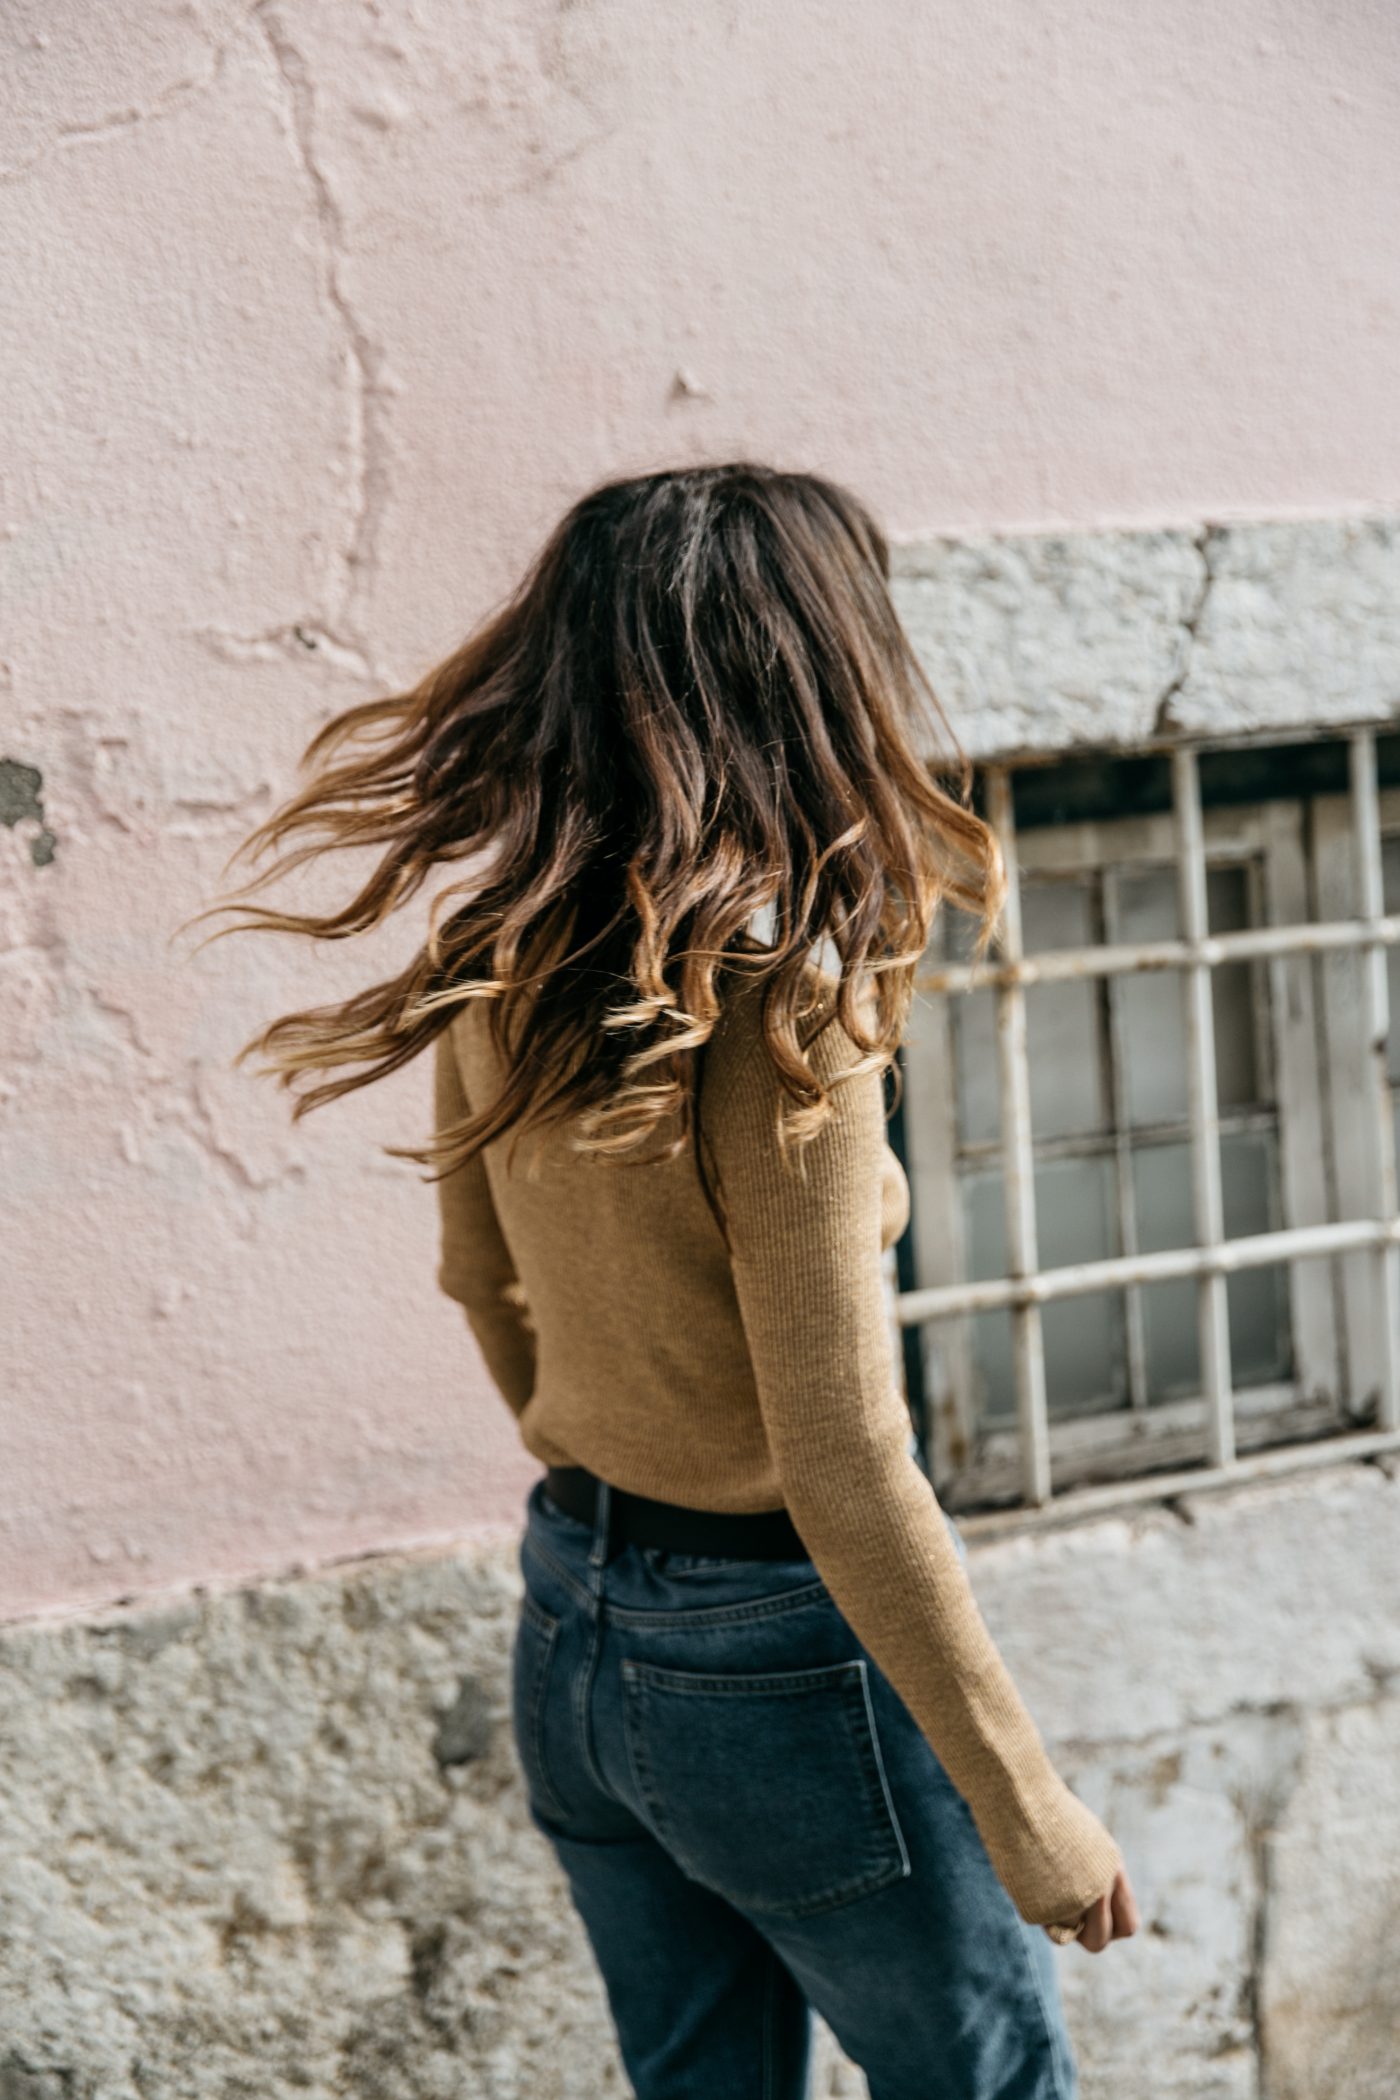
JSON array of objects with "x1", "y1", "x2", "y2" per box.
[{"x1": 209, "y1": 464, "x2": 1137, "y2": 2098}]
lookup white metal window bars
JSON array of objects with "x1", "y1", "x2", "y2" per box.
[{"x1": 900, "y1": 725, "x2": 1400, "y2": 1526}]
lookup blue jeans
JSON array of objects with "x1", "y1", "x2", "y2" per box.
[{"x1": 511, "y1": 1478, "x2": 1078, "y2": 2099}]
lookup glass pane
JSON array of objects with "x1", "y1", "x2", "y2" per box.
[
  {"x1": 1383, "y1": 836, "x2": 1400, "y2": 1087},
  {"x1": 1381, "y1": 834, "x2": 1400, "y2": 913},
  {"x1": 1039, "y1": 1154, "x2": 1126, "y2": 1417},
  {"x1": 1132, "y1": 1130, "x2": 1292, "y2": 1401},
  {"x1": 961, "y1": 1156, "x2": 1125, "y2": 1424},
  {"x1": 1222, "y1": 1124, "x2": 1279, "y2": 1239},
  {"x1": 952, "y1": 987, "x2": 999, "y2": 1147},
  {"x1": 963, "y1": 1163, "x2": 1009, "y2": 1281},
  {"x1": 1024, "y1": 879, "x2": 1107, "y2": 1140},
  {"x1": 1227, "y1": 1267, "x2": 1293, "y2": 1387},
  {"x1": 1140, "y1": 1276, "x2": 1200, "y2": 1399},
  {"x1": 1207, "y1": 864, "x2": 1264, "y2": 1109},
  {"x1": 961, "y1": 1167, "x2": 1012, "y2": 1422},
  {"x1": 1115, "y1": 866, "x2": 1186, "y2": 1126},
  {"x1": 950, "y1": 876, "x2": 1107, "y2": 1147},
  {"x1": 1222, "y1": 1128, "x2": 1291, "y2": 1385},
  {"x1": 1116, "y1": 860, "x2": 1265, "y2": 1122}
]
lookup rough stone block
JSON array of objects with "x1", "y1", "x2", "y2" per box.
[
  {"x1": 2, "y1": 1471, "x2": 1396, "y2": 2097},
  {"x1": 892, "y1": 514, "x2": 1400, "y2": 760},
  {"x1": 1259, "y1": 1697, "x2": 1400, "y2": 2100},
  {"x1": 1167, "y1": 516, "x2": 1400, "y2": 739},
  {"x1": 891, "y1": 529, "x2": 1202, "y2": 758},
  {"x1": 0, "y1": 1548, "x2": 621, "y2": 2100},
  {"x1": 966, "y1": 1465, "x2": 1400, "y2": 1748}
]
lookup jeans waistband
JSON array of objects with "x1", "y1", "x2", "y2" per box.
[{"x1": 542, "y1": 1465, "x2": 809, "y2": 1562}]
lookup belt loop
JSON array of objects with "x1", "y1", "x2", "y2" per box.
[{"x1": 588, "y1": 1476, "x2": 613, "y2": 1582}]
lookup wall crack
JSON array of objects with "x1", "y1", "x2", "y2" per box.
[
  {"x1": 0, "y1": 8, "x2": 255, "y2": 186},
  {"x1": 1231, "y1": 1718, "x2": 1306, "y2": 2100},
  {"x1": 194, "y1": 621, "x2": 376, "y2": 681},
  {"x1": 253, "y1": 3, "x2": 391, "y2": 675},
  {"x1": 1153, "y1": 521, "x2": 1223, "y2": 736}
]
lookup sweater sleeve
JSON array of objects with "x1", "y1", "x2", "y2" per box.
[
  {"x1": 705, "y1": 1008, "x2": 1122, "y2": 1931},
  {"x1": 432, "y1": 1027, "x2": 537, "y2": 1419}
]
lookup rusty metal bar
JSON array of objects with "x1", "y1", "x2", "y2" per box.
[
  {"x1": 918, "y1": 729, "x2": 1400, "y2": 1515},
  {"x1": 1174, "y1": 748, "x2": 1234, "y2": 1464},
  {"x1": 1350, "y1": 729, "x2": 1400, "y2": 1431},
  {"x1": 897, "y1": 1213, "x2": 1400, "y2": 1322},
  {"x1": 1101, "y1": 870, "x2": 1150, "y2": 1412},
  {"x1": 917, "y1": 913, "x2": 1400, "y2": 996},
  {"x1": 987, "y1": 768, "x2": 1052, "y2": 1506}
]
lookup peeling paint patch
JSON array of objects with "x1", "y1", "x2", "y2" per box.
[
  {"x1": 0, "y1": 756, "x2": 58, "y2": 866},
  {"x1": 0, "y1": 758, "x2": 43, "y2": 827}
]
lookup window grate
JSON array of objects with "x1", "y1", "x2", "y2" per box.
[{"x1": 898, "y1": 724, "x2": 1400, "y2": 1525}]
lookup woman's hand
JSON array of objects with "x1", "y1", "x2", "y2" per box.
[{"x1": 1050, "y1": 1864, "x2": 1140, "y2": 1952}]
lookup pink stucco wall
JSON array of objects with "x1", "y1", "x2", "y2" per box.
[{"x1": 4, "y1": 0, "x2": 1399, "y2": 1619}]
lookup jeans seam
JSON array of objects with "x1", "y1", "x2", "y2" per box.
[
  {"x1": 571, "y1": 1609, "x2": 612, "y2": 1803},
  {"x1": 1012, "y1": 1913, "x2": 1078, "y2": 2100},
  {"x1": 601, "y1": 1582, "x2": 831, "y2": 1631},
  {"x1": 520, "y1": 1592, "x2": 558, "y2": 1640},
  {"x1": 518, "y1": 1606, "x2": 571, "y2": 1825},
  {"x1": 619, "y1": 1677, "x2": 669, "y2": 1843},
  {"x1": 522, "y1": 1532, "x2": 596, "y2": 1613}
]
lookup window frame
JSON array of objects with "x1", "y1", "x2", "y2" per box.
[{"x1": 896, "y1": 727, "x2": 1400, "y2": 1526}]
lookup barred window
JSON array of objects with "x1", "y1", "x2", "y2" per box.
[{"x1": 895, "y1": 726, "x2": 1400, "y2": 1526}]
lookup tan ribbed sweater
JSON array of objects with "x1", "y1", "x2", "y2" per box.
[{"x1": 434, "y1": 967, "x2": 1122, "y2": 1932}]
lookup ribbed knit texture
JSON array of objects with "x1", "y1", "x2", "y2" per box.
[{"x1": 435, "y1": 968, "x2": 1122, "y2": 1932}]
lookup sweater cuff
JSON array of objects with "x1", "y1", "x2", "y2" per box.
[{"x1": 975, "y1": 1767, "x2": 1123, "y2": 1929}]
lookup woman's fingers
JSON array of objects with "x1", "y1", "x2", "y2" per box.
[
  {"x1": 1077, "y1": 1891, "x2": 1113, "y2": 1953},
  {"x1": 1044, "y1": 1863, "x2": 1142, "y2": 1954},
  {"x1": 1110, "y1": 1865, "x2": 1141, "y2": 1941}
]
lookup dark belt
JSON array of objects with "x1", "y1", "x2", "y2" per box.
[{"x1": 542, "y1": 1465, "x2": 810, "y2": 1561}]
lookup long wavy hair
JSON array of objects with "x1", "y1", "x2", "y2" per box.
[{"x1": 188, "y1": 463, "x2": 1005, "y2": 1184}]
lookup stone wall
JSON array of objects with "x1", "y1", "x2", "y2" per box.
[
  {"x1": 4, "y1": 1459, "x2": 1395, "y2": 2099},
  {"x1": 891, "y1": 515, "x2": 1400, "y2": 761}
]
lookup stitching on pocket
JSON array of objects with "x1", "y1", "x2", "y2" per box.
[
  {"x1": 619, "y1": 1656, "x2": 911, "y2": 1920},
  {"x1": 623, "y1": 1659, "x2": 864, "y2": 1697},
  {"x1": 520, "y1": 1591, "x2": 558, "y2": 1640},
  {"x1": 856, "y1": 1660, "x2": 911, "y2": 1884},
  {"x1": 603, "y1": 1579, "x2": 831, "y2": 1632}
]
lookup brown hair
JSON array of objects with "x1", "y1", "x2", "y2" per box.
[{"x1": 187, "y1": 463, "x2": 1004, "y2": 1179}]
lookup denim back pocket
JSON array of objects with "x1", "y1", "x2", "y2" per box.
[
  {"x1": 510, "y1": 1592, "x2": 571, "y2": 1825},
  {"x1": 620, "y1": 1656, "x2": 909, "y2": 1920}
]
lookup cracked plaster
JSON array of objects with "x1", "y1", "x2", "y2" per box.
[
  {"x1": 4, "y1": 0, "x2": 1400, "y2": 1748},
  {"x1": 0, "y1": 1, "x2": 255, "y2": 186},
  {"x1": 5, "y1": 7, "x2": 1400, "y2": 2084},
  {"x1": 253, "y1": 2, "x2": 392, "y2": 671}
]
